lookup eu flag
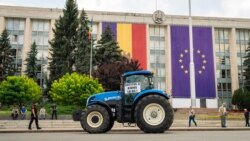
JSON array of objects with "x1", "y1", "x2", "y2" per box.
[{"x1": 171, "y1": 25, "x2": 216, "y2": 98}]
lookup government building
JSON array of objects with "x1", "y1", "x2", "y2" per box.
[{"x1": 1, "y1": 5, "x2": 250, "y2": 108}]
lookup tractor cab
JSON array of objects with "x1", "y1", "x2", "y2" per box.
[{"x1": 121, "y1": 70, "x2": 154, "y2": 105}]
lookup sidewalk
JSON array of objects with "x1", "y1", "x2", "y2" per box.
[{"x1": 1, "y1": 119, "x2": 250, "y2": 133}]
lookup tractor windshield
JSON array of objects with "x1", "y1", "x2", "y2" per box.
[{"x1": 124, "y1": 74, "x2": 154, "y2": 93}]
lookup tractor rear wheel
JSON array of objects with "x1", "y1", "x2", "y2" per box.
[
  {"x1": 134, "y1": 95, "x2": 174, "y2": 133},
  {"x1": 81, "y1": 105, "x2": 111, "y2": 133}
]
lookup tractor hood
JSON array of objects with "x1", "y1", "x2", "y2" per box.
[{"x1": 86, "y1": 91, "x2": 122, "y2": 106}]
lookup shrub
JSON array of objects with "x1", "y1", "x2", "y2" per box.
[
  {"x1": 232, "y1": 88, "x2": 250, "y2": 110},
  {"x1": 49, "y1": 73, "x2": 104, "y2": 106},
  {"x1": 0, "y1": 76, "x2": 41, "y2": 106}
]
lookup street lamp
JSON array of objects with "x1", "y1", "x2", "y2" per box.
[{"x1": 188, "y1": 0, "x2": 196, "y2": 108}]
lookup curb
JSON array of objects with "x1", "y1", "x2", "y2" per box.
[{"x1": 1, "y1": 127, "x2": 250, "y2": 133}]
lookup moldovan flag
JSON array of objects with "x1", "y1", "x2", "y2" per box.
[{"x1": 102, "y1": 22, "x2": 147, "y2": 69}]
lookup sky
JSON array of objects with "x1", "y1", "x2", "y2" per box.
[{"x1": 0, "y1": 0, "x2": 250, "y2": 19}]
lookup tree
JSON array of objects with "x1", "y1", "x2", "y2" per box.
[
  {"x1": 49, "y1": 73, "x2": 104, "y2": 106},
  {"x1": 0, "y1": 29, "x2": 15, "y2": 81},
  {"x1": 243, "y1": 39, "x2": 250, "y2": 91},
  {"x1": 0, "y1": 76, "x2": 41, "y2": 106},
  {"x1": 48, "y1": 0, "x2": 79, "y2": 82},
  {"x1": 25, "y1": 41, "x2": 38, "y2": 80},
  {"x1": 94, "y1": 25, "x2": 123, "y2": 67},
  {"x1": 232, "y1": 88, "x2": 250, "y2": 110},
  {"x1": 74, "y1": 9, "x2": 92, "y2": 74},
  {"x1": 93, "y1": 57, "x2": 142, "y2": 91}
]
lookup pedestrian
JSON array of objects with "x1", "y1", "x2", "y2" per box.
[
  {"x1": 20, "y1": 106, "x2": 27, "y2": 120},
  {"x1": 219, "y1": 103, "x2": 227, "y2": 128},
  {"x1": 51, "y1": 104, "x2": 57, "y2": 120},
  {"x1": 244, "y1": 108, "x2": 249, "y2": 127},
  {"x1": 11, "y1": 106, "x2": 19, "y2": 120},
  {"x1": 188, "y1": 106, "x2": 197, "y2": 127},
  {"x1": 39, "y1": 107, "x2": 46, "y2": 120},
  {"x1": 28, "y1": 102, "x2": 41, "y2": 130}
]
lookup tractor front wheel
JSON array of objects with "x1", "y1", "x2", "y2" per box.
[
  {"x1": 81, "y1": 105, "x2": 111, "y2": 133},
  {"x1": 134, "y1": 95, "x2": 174, "y2": 133}
]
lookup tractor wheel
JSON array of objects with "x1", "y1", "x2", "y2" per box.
[
  {"x1": 105, "y1": 118, "x2": 114, "y2": 132},
  {"x1": 80, "y1": 105, "x2": 111, "y2": 133},
  {"x1": 134, "y1": 95, "x2": 174, "y2": 133}
]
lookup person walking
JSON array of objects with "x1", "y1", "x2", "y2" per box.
[
  {"x1": 51, "y1": 104, "x2": 57, "y2": 120},
  {"x1": 219, "y1": 103, "x2": 227, "y2": 128},
  {"x1": 28, "y1": 102, "x2": 41, "y2": 130},
  {"x1": 244, "y1": 109, "x2": 249, "y2": 127},
  {"x1": 188, "y1": 106, "x2": 197, "y2": 127},
  {"x1": 20, "y1": 106, "x2": 27, "y2": 120}
]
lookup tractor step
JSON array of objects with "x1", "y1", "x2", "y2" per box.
[{"x1": 122, "y1": 122, "x2": 137, "y2": 127}]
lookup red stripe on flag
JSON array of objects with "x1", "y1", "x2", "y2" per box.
[{"x1": 132, "y1": 24, "x2": 147, "y2": 69}]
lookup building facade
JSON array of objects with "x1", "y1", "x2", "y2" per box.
[{"x1": 1, "y1": 5, "x2": 250, "y2": 108}]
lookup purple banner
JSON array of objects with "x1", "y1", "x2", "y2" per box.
[
  {"x1": 102, "y1": 22, "x2": 117, "y2": 41},
  {"x1": 193, "y1": 27, "x2": 216, "y2": 98},
  {"x1": 171, "y1": 25, "x2": 216, "y2": 98},
  {"x1": 171, "y1": 25, "x2": 190, "y2": 98}
]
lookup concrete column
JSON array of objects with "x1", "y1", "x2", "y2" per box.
[
  {"x1": 98, "y1": 21, "x2": 102, "y2": 40},
  {"x1": 0, "y1": 17, "x2": 5, "y2": 32},
  {"x1": 49, "y1": 19, "x2": 55, "y2": 41},
  {"x1": 166, "y1": 24, "x2": 173, "y2": 106},
  {"x1": 229, "y1": 28, "x2": 239, "y2": 94},
  {"x1": 212, "y1": 27, "x2": 218, "y2": 97},
  {"x1": 166, "y1": 25, "x2": 172, "y2": 96},
  {"x1": 46, "y1": 19, "x2": 56, "y2": 78},
  {"x1": 211, "y1": 27, "x2": 219, "y2": 108},
  {"x1": 21, "y1": 18, "x2": 32, "y2": 73}
]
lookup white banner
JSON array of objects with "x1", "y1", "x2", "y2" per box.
[{"x1": 125, "y1": 82, "x2": 141, "y2": 94}]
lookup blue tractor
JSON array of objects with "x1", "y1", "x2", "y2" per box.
[{"x1": 80, "y1": 70, "x2": 174, "y2": 133}]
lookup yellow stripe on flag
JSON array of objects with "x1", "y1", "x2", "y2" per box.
[{"x1": 117, "y1": 23, "x2": 132, "y2": 58}]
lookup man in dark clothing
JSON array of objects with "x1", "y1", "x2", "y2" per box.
[
  {"x1": 244, "y1": 109, "x2": 249, "y2": 127},
  {"x1": 51, "y1": 104, "x2": 57, "y2": 120},
  {"x1": 28, "y1": 102, "x2": 41, "y2": 130}
]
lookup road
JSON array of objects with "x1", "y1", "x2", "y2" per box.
[{"x1": 1, "y1": 131, "x2": 250, "y2": 141}]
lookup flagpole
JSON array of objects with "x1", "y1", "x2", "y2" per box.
[
  {"x1": 189, "y1": 0, "x2": 196, "y2": 108},
  {"x1": 89, "y1": 17, "x2": 93, "y2": 77}
]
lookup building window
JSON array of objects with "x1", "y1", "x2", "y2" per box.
[
  {"x1": 6, "y1": 18, "x2": 25, "y2": 76},
  {"x1": 236, "y1": 29, "x2": 250, "y2": 89},
  {"x1": 32, "y1": 20, "x2": 50, "y2": 88},
  {"x1": 149, "y1": 25, "x2": 166, "y2": 91},
  {"x1": 215, "y1": 28, "x2": 232, "y2": 108}
]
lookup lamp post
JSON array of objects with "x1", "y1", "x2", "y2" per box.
[{"x1": 188, "y1": 0, "x2": 196, "y2": 107}]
